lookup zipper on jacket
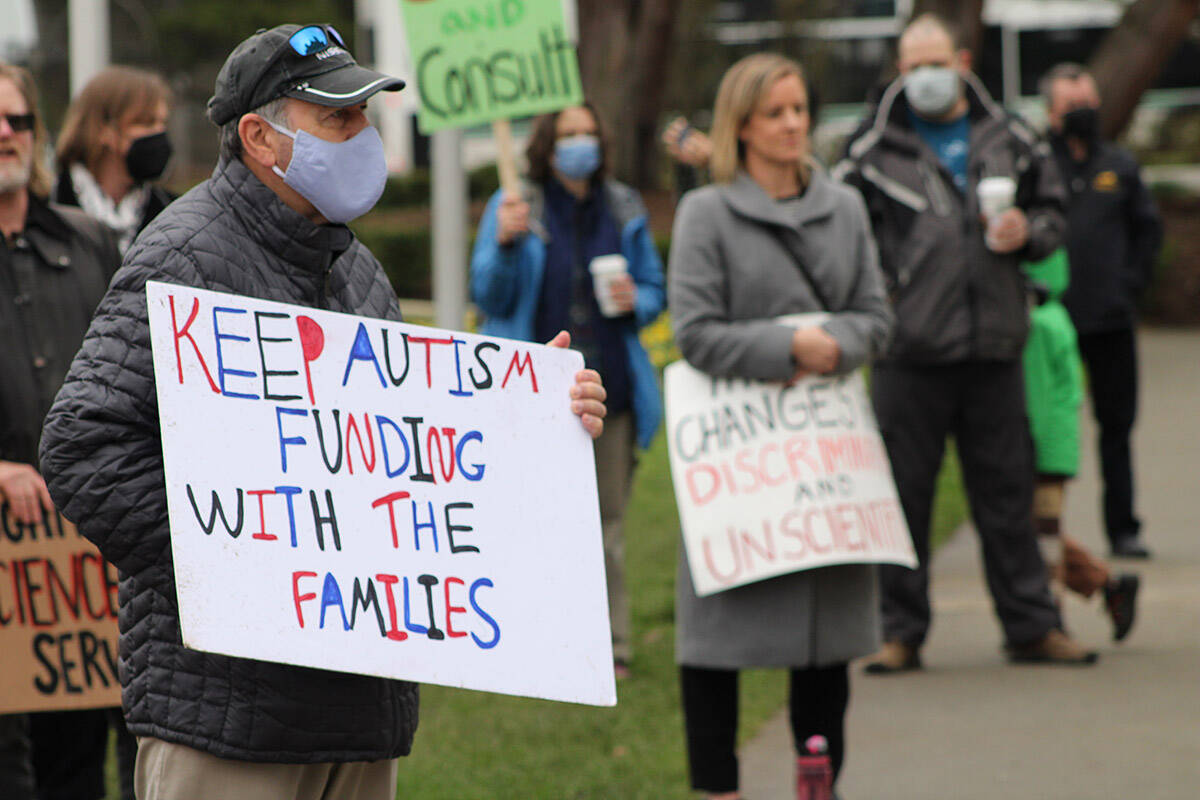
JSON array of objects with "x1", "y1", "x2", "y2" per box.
[{"x1": 316, "y1": 254, "x2": 334, "y2": 310}]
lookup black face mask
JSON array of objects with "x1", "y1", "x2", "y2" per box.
[
  {"x1": 1061, "y1": 106, "x2": 1100, "y2": 142},
  {"x1": 124, "y1": 131, "x2": 172, "y2": 182}
]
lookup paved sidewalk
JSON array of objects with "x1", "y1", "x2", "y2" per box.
[{"x1": 739, "y1": 328, "x2": 1200, "y2": 799}]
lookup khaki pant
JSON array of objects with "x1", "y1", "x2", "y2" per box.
[
  {"x1": 594, "y1": 411, "x2": 637, "y2": 663},
  {"x1": 135, "y1": 738, "x2": 399, "y2": 800}
]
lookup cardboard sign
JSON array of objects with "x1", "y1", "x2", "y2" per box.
[
  {"x1": 0, "y1": 507, "x2": 121, "y2": 714},
  {"x1": 145, "y1": 282, "x2": 614, "y2": 706},
  {"x1": 665, "y1": 359, "x2": 918, "y2": 597},
  {"x1": 399, "y1": 0, "x2": 583, "y2": 133}
]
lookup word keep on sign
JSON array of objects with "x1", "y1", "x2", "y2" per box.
[{"x1": 146, "y1": 282, "x2": 614, "y2": 706}]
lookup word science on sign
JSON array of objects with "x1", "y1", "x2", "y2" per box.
[
  {"x1": 665, "y1": 355, "x2": 918, "y2": 597},
  {"x1": 400, "y1": 0, "x2": 584, "y2": 132},
  {"x1": 0, "y1": 508, "x2": 121, "y2": 714},
  {"x1": 145, "y1": 282, "x2": 613, "y2": 706}
]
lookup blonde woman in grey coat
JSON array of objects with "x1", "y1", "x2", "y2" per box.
[{"x1": 668, "y1": 53, "x2": 893, "y2": 800}]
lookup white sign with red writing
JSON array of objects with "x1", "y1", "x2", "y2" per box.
[
  {"x1": 145, "y1": 282, "x2": 614, "y2": 706},
  {"x1": 665, "y1": 337, "x2": 917, "y2": 597}
]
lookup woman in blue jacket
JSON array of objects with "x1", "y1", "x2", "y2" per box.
[{"x1": 471, "y1": 103, "x2": 665, "y2": 676}]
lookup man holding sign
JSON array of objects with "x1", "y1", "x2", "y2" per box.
[{"x1": 40, "y1": 24, "x2": 606, "y2": 800}]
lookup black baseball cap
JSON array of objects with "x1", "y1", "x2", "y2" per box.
[{"x1": 207, "y1": 23, "x2": 405, "y2": 126}]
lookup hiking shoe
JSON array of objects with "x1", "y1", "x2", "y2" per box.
[
  {"x1": 1104, "y1": 573, "x2": 1140, "y2": 642},
  {"x1": 1007, "y1": 629, "x2": 1098, "y2": 665},
  {"x1": 862, "y1": 641, "x2": 921, "y2": 674}
]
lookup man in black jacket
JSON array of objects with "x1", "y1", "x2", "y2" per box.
[
  {"x1": 836, "y1": 14, "x2": 1098, "y2": 672},
  {"x1": 1041, "y1": 63, "x2": 1162, "y2": 559},
  {"x1": 0, "y1": 61, "x2": 122, "y2": 800},
  {"x1": 39, "y1": 25, "x2": 608, "y2": 800}
]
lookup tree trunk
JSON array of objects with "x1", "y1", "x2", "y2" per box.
[
  {"x1": 1088, "y1": 0, "x2": 1200, "y2": 139},
  {"x1": 577, "y1": 0, "x2": 682, "y2": 188},
  {"x1": 912, "y1": 0, "x2": 985, "y2": 61}
]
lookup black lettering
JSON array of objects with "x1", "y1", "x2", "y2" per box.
[
  {"x1": 309, "y1": 490, "x2": 342, "y2": 552},
  {"x1": 445, "y1": 503, "x2": 479, "y2": 554},
  {"x1": 382, "y1": 330, "x2": 412, "y2": 386},
  {"x1": 404, "y1": 417, "x2": 436, "y2": 483},
  {"x1": 33, "y1": 633, "x2": 58, "y2": 694},
  {"x1": 312, "y1": 409, "x2": 345, "y2": 473},
  {"x1": 417, "y1": 574, "x2": 445, "y2": 640},
  {"x1": 255, "y1": 311, "x2": 302, "y2": 402},
  {"x1": 470, "y1": 342, "x2": 501, "y2": 389},
  {"x1": 186, "y1": 485, "x2": 245, "y2": 536},
  {"x1": 350, "y1": 578, "x2": 388, "y2": 637}
]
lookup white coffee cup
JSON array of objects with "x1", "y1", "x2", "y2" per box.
[
  {"x1": 589, "y1": 254, "x2": 629, "y2": 317},
  {"x1": 977, "y1": 176, "x2": 1016, "y2": 221}
]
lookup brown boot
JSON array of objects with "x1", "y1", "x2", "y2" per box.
[
  {"x1": 862, "y1": 641, "x2": 921, "y2": 674},
  {"x1": 1007, "y1": 629, "x2": 1099, "y2": 665}
]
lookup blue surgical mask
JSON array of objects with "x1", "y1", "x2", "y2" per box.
[
  {"x1": 905, "y1": 66, "x2": 961, "y2": 118},
  {"x1": 553, "y1": 134, "x2": 601, "y2": 181},
  {"x1": 268, "y1": 119, "x2": 387, "y2": 223}
]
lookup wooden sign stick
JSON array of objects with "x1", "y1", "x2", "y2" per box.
[{"x1": 492, "y1": 118, "x2": 521, "y2": 196}]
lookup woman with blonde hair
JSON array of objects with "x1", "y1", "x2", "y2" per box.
[
  {"x1": 669, "y1": 53, "x2": 893, "y2": 799},
  {"x1": 54, "y1": 65, "x2": 174, "y2": 253}
]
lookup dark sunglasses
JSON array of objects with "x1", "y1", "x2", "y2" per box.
[
  {"x1": 2, "y1": 113, "x2": 35, "y2": 133},
  {"x1": 287, "y1": 25, "x2": 345, "y2": 57}
]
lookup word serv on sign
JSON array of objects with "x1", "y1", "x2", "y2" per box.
[
  {"x1": 146, "y1": 282, "x2": 614, "y2": 706},
  {"x1": 665, "y1": 337, "x2": 917, "y2": 597},
  {"x1": 0, "y1": 508, "x2": 121, "y2": 714},
  {"x1": 399, "y1": 0, "x2": 583, "y2": 133}
]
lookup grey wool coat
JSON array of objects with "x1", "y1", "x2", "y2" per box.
[{"x1": 668, "y1": 169, "x2": 893, "y2": 668}]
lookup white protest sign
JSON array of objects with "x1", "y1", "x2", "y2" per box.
[
  {"x1": 665, "y1": 351, "x2": 917, "y2": 597},
  {"x1": 145, "y1": 281, "x2": 614, "y2": 706}
]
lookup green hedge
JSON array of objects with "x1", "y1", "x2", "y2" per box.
[{"x1": 377, "y1": 164, "x2": 502, "y2": 209}]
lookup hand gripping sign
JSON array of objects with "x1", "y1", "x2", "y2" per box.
[
  {"x1": 146, "y1": 282, "x2": 614, "y2": 706},
  {"x1": 665, "y1": 316, "x2": 917, "y2": 597}
]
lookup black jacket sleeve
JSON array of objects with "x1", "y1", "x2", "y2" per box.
[{"x1": 1122, "y1": 154, "x2": 1163, "y2": 294}]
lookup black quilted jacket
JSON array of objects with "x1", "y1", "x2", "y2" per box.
[{"x1": 39, "y1": 158, "x2": 418, "y2": 763}]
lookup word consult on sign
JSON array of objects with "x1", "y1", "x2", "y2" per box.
[
  {"x1": 145, "y1": 282, "x2": 613, "y2": 706},
  {"x1": 665, "y1": 351, "x2": 917, "y2": 597},
  {"x1": 0, "y1": 507, "x2": 121, "y2": 714},
  {"x1": 399, "y1": 0, "x2": 583, "y2": 132}
]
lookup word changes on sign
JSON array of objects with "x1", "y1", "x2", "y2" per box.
[
  {"x1": 665, "y1": 360, "x2": 917, "y2": 597},
  {"x1": 146, "y1": 282, "x2": 613, "y2": 706}
]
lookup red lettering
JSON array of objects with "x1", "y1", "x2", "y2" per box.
[
  {"x1": 444, "y1": 577, "x2": 467, "y2": 638},
  {"x1": 247, "y1": 490, "x2": 277, "y2": 540},
  {"x1": 500, "y1": 350, "x2": 538, "y2": 392},
  {"x1": 408, "y1": 336, "x2": 456, "y2": 388},
  {"x1": 371, "y1": 492, "x2": 412, "y2": 549},
  {"x1": 759, "y1": 443, "x2": 787, "y2": 487},
  {"x1": 292, "y1": 571, "x2": 318, "y2": 627},
  {"x1": 784, "y1": 436, "x2": 820, "y2": 478},
  {"x1": 685, "y1": 463, "x2": 720, "y2": 506},
  {"x1": 702, "y1": 529, "x2": 743, "y2": 585},
  {"x1": 428, "y1": 427, "x2": 457, "y2": 483},
  {"x1": 169, "y1": 295, "x2": 220, "y2": 392},
  {"x1": 374, "y1": 574, "x2": 408, "y2": 641},
  {"x1": 296, "y1": 315, "x2": 325, "y2": 405},
  {"x1": 344, "y1": 413, "x2": 377, "y2": 475}
]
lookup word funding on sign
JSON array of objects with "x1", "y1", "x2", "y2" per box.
[
  {"x1": 146, "y1": 282, "x2": 614, "y2": 706},
  {"x1": 400, "y1": 0, "x2": 583, "y2": 132}
]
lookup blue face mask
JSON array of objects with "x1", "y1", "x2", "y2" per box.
[
  {"x1": 553, "y1": 134, "x2": 601, "y2": 181},
  {"x1": 268, "y1": 119, "x2": 387, "y2": 223}
]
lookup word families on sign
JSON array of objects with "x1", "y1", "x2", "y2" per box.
[{"x1": 147, "y1": 282, "x2": 614, "y2": 706}]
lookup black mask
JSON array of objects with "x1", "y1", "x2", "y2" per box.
[
  {"x1": 124, "y1": 131, "x2": 172, "y2": 182},
  {"x1": 1061, "y1": 107, "x2": 1100, "y2": 142}
]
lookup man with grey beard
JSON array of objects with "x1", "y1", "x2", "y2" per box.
[{"x1": 0, "y1": 61, "x2": 121, "y2": 800}]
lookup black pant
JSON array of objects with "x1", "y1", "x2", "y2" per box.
[
  {"x1": 0, "y1": 715, "x2": 35, "y2": 800},
  {"x1": 29, "y1": 709, "x2": 112, "y2": 800},
  {"x1": 1076, "y1": 328, "x2": 1141, "y2": 546},
  {"x1": 680, "y1": 663, "x2": 849, "y2": 793},
  {"x1": 871, "y1": 361, "x2": 1060, "y2": 647}
]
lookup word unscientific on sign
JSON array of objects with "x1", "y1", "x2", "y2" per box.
[
  {"x1": 399, "y1": 0, "x2": 583, "y2": 132},
  {"x1": 145, "y1": 282, "x2": 614, "y2": 706},
  {"x1": 0, "y1": 508, "x2": 121, "y2": 714},
  {"x1": 665, "y1": 357, "x2": 918, "y2": 597}
]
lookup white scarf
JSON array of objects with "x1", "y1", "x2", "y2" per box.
[{"x1": 69, "y1": 163, "x2": 149, "y2": 254}]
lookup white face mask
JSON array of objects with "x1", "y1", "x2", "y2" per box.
[
  {"x1": 267, "y1": 119, "x2": 387, "y2": 223},
  {"x1": 905, "y1": 66, "x2": 961, "y2": 118}
]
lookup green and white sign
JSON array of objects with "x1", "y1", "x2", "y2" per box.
[{"x1": 399, "y1": 0, "x2": 583, "y2": 133}]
